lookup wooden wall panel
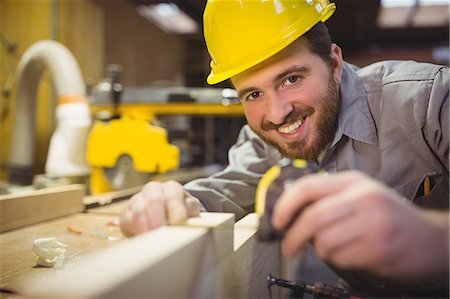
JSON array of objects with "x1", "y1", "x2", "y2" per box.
[
  {"x1": 103, "y1": 0, "x2": 185, "y2": 86},
  {"x1": 57, "y1": 0, "x2": 105, "y2": 85},
  {"x1": 0, "y1": 0, "x2": 104, "y2": 178},
  {"x1": 0, "y1": 0, "x2": 53, "y2": 178}
]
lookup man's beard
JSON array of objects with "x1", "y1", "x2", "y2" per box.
[{"x1": 250, "y1": 77, "x2": 340, "y2": 161}]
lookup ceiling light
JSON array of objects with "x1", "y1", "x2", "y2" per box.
[
  {"x1": 381, "y1": 0, "x2": 415, "y2": 7},
  {"x1": 137, "y1": 3, "x2": 198, "y2": 34}
]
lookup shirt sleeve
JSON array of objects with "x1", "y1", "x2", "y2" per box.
[
  {"x1": 424, "y1": 66, "x2": 449, "y2": 170},
  {"x1": 183, "y1": 124, "x2": 281, "y2": 220}
]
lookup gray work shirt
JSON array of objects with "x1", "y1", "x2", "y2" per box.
[
  {"x1": 184, "y1": 61, "x2": 449, "y2": 296},
  {"x1": 185, "y1": 61, "x2": 448, "y2": 215}
]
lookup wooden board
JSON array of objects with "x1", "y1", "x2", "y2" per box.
[
  {"x1": 22, "y1": 213, "x2": 286, "y2": 298},
  {"x1": 0, "y1": 213, "x2": 124, "y2": 294},
  {"x1": 87, "y1": 200, "x2": 129, "y2": 215},
  {"x1": 216, "y1": 213, "x2": 282, "y2": 298},
  {"x1": 83, "y1": 165, "x2": 224, "y2": 207},
  {"x1": 0, "y1": 185, "x2": 85, "y2": 233}
]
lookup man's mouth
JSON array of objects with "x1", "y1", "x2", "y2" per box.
[{"x1": 277, "y1": 118, "x2": 305, "y2": 134}]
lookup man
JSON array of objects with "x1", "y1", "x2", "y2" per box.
[{"x1": 120, "y1": 0, "x2": 449, "y2": 297}]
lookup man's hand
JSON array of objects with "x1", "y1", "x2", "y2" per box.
[
  {"x1": 271, "y1": 170, "x2": 449, "y2": 280},
  {"x1": 119, "y1": 180, "x2": 201, "y2": 237}
]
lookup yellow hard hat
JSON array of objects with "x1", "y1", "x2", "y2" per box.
[{"x1": 203, "y1": 0, "x2": 336, "y2": 85}]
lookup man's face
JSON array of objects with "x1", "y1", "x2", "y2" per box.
[{"x1": 231, "y1": 38, "x2": 343, "y2": 161}]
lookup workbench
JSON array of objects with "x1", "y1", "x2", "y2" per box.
[
  {"x1": 0, "y1": 185, "x2": 293, "y2": 298},
  {"x1": 0, "y1": 186, "x2": 125, "y2": 298},
  {"x1": 0, "y1": 213, "x2": 123, "y2": 295}
]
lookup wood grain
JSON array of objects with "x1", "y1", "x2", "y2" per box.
[
  {"x1": 21, "y1": 213, "x2": 285, "y2": 298},
  {"x1": 0, "y1": 213, "x2": 124, "y2": 294},
  {"x1": 87, "y1": 200, "x2": 129, "y2": 215},
  {"x1": 0, "y1": 185, "x2": 85, "y2": 233}
]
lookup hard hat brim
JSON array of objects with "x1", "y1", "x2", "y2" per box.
[{"x1": 206, "y1": 3, "x2": 336, "y2": 85}]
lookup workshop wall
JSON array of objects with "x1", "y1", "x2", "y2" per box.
[
  {"x1": 0, "y1": 0, "x2": 103, "y2": 180},
  {"x1": 103, "y1": 1, "x2": 185, "y2": 86},
  {"x1": 1, "y1": 0, "x2": 55, "y2": 180},
  {"x1": 0, "y1": 0, "x2": 186, "y2": 180}
]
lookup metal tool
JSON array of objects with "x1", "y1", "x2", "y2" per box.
[
  {"x1": 255, "y1": 158, "x2": 319, "y2": 241},
  {"x1": 267, "y1": 273, "x2": 368, "y2": 299}
]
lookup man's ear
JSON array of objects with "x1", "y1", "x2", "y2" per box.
[{"x1": 330, "y1": 43, "x2": 344, "y2": 85}]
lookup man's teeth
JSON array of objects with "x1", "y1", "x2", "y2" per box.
[{"x1": 278, "y1": 119, "x2": 303, "y2": 134}]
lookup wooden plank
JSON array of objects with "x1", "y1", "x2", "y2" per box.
[
  {"x1": 22, "y1": 212, "x2": 234, "y2": 298},
  {"x1": 232, "y1": 211, "x2": 298, "y2": 297},
  {"x1": 21, "y1": 213, "x2": 285, "y2": 298},
  {"x1": 83, "y1": 165, "x2": 223, "y2": 207},
  {"x1": 0, "y1": 213, "x2": 124, "y2": 293},
  {"x1": 0, "y1": 185, "x2": 85, "y2": 233},
  {"x1": 87, "y1": 200, "x2": 129, "y2": 215},
  {"x1": 83, "y1": 186, "x2": 141, "y2": 207},
  {"x1": 217, "y1": 213, "x2": 282, "y2": 298}
]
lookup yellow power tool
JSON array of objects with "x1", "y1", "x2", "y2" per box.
[
  {"x1": 86, "y1": 114, "x2": 179, "y2": 195},
  {"x1": 255, "y1": 158, "x2": 319, "y2": 241}
]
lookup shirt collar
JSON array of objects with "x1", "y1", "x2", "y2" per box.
[{"x1": 330, "y1": 63, "x2": 378, "y2": 147}]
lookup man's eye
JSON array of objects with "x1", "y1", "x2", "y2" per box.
[
  {"x1": 284, "y1": 75, "x2": 300, "y2": 86},
  {"x1": 246, "y1": 91, "x2": 261, "y2": 101}
]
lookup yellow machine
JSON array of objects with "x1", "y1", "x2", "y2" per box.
[
  {"x1": 86, "y1": 114, "x2": 179, "y2": 195},
  {"x1": 86, "y1": 75, "x2": 243, "y2": 195}
]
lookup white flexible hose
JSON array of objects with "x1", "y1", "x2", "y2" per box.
[{"x1": 9, "y1": 40, "x2": 91, "y2": 184}]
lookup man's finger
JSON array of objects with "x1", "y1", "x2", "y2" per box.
[
  {"x1": 281, "y1": 190, "x2": 357, "y2": 256},
  {"x1": 272, "y1": 171, "x2": 365, "y2": 230},
  {"x1": 163, "y1": 180, "x2": 189, "y2": 224},
  {"x1": 186, "y1": 196, "x2": 201, "y2": 217},
  {"x1": 120, "y1": 193, "x2": 154, "y2": 236}
]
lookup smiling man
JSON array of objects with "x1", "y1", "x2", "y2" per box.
[
  {"x1": 232, "y1": 36, "x2": 342, "y2": 162},
  {"x1": 120, "y1": 1, "x2": 449, "y2": 297}
]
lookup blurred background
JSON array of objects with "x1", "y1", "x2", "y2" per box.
[{"x1": 0, "y1": 0, "x2": 448, "y2": 194}]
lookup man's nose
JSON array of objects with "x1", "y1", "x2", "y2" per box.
[{"x1": 265, "y1": 92, "x2": 293, "y2": 125}]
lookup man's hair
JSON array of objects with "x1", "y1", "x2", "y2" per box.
[{"x1": 303, "y1": 22, "x2": 333, "y2": 63}]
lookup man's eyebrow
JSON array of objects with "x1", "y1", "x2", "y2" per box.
[
  {"x1": 273, "y1": 65, "x2": 310, "y2": 83},
  {"x1": 236, "y1": 66, "x2": 310, "y2": 99},
  {"x1": 237, "y1": 87, "x2": 257, "y2": 99}
]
